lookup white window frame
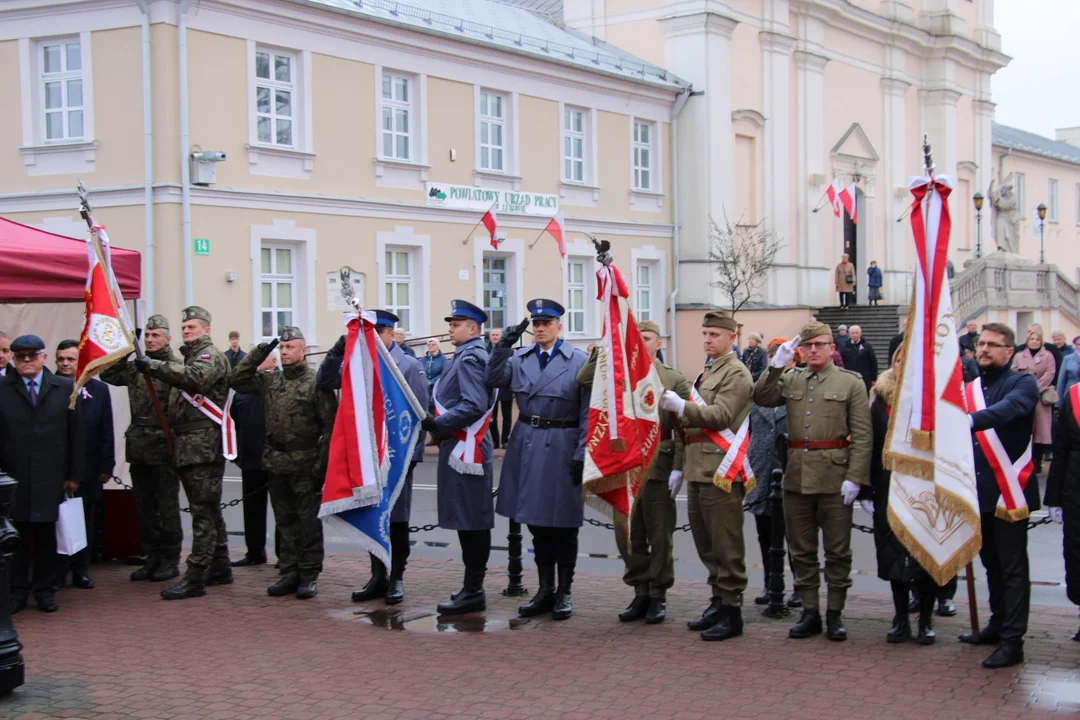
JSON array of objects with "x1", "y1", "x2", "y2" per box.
[
  {"x1": 558, "y1": 102, "x2": 600, "y2": 207},
  {"x1": 246, "y1": 42, "x2": 314, "y2": 180},
  {"x1": 18, "y1": 33, "x2": 96, "y2": 176},
  {"x1": 259, "y1": 245, "x2": 297, "y2": 341},
  {"x1": 383, "y1": 248, "x2": 415, "y2": 335},
  {"x1": 1016, "y1": 173, "x2": 1026, "y2": 219},
  {"x1": 565, "y1": 259, "x2": 588, "y2": 336},
  {"x1": 1049, "y1": 178, "x2": 1059, "y2": 223},
  {"x1": 381, "y1": 71, "x2": 413, "y2": 162},
  {"x1": 472, "y1": 236, "x2": 525, "y2": 332},
  {"x1": 249, "y1": 220, "x2": 317, "y2": 347},
  {"x1": 562, "y1": 238, "x2": 602, "y2": 339},
  {"x1": 479, "y1": 90, "x2": 506, "y2": 173},
  {"x1": 632, "y1": 119, "x2": 654, "y2": 192},
  {"x1": 254, "y1": 48, "x2": 297, "y2": 149},
  {"x1": 473, "y1": 88, "x2": 520, "y2": 189},
  {"x1": 373, "y1": 66, "x2": 429, "y2": 189},
  {"x1": 631, "y1": 246, "x2": 667, "y2": 334},
  {"x1": 376, "y1": 228, "x2": 431, "y2": 338},
  {"x1": 562, "y1": 105, "x2": 587, "y2": 184},
  {"x1": 40, "y1": 38, "x2": 84, "y2": 143}
]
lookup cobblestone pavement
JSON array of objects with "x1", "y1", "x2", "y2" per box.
[{"x1": 2, "y1": 552, "x2": 1079, "y2": 720}]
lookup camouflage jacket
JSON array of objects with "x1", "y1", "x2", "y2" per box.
[
  {"x1": 145, "y1": 336, "x2": 230, "y2": 468},
  {"x1": 229, "y1": 346, "x2": 337, "y2": 477},
  {"x1": 101, "y1": 346, "x2": 179, "y2": 466}
]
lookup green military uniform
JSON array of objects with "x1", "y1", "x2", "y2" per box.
[
  {"x1": 100, "y1": 314, "x2": 183, "y2": 581},
  {"x1": 577, "y1": 321, "x2": 689, "y2": 603},
  {"x1": 229, "y1": 327, "x2": 337, "y2": 597},
  {"x1": 144, "y1": 306, "x2": 232, "y2": 597},
  {"x1": 753, "y1": 322, "x2": 872, "y2": 615}
]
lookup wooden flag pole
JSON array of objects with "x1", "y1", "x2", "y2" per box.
[{"x1": 965, "y1": 562, "x2": 980, "y2": 641}]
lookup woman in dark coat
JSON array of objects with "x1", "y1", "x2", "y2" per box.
[{"x1": 869, "y1": 349, "x2": 941, "y2": 644}]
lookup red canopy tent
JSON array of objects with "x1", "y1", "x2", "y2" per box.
[{"x1": 0, "y1": 216, "x2": 141, "y2": 302}]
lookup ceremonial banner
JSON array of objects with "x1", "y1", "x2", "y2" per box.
[
  {"x1": 323, "y1": 339, "x2": 424, "y2": 570},
  {"x1": 70, "y1": 226, "x2": 136, "y2": 407},
  {"x1": 320, "y1": 314, "x2": 389, "y2": 516},
  {"x1": 885, "y1": 172, "x2": 981, "y2": 585},
  {"x1": 582, "y1": 261, "x2": 662, "y2": 529}
]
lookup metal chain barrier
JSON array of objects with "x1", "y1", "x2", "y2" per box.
[{"x1": 109, "y1": 475, "x2": 267, "y2": 514}]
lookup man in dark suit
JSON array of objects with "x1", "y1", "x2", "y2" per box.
[
  {"x1": 485, "y1": 328, "x2": 514, "y2": 449},
  {"x1": 0, "y1": 335, "x2": 82, "y2": 613},
  {"x1": 230, "y1": 352, "x2": 278, "y2": 567},
  {"x1": 839, "y1": 325, "x2": 878, "y2": 392},
  {"x1": 224, "y1": 331, "x2": 246, "y2": 370},
  {"x1": 53, "y1": 340, "x2": 114, "y2": 589}
]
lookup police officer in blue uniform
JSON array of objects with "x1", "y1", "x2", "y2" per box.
[
  {"x1": 487, "y1": 299, "x2": 588, "y2": 620},
  {"x1": 420, "y1": 300, "x2": 496, "y2": 615}
]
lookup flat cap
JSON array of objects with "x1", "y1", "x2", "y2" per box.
[
  {"x1": 702, "y1": 312, "x2": 737, "y2": 332},
  {"x1": 800, "y1": 321, "x2": 833, "y2": 341},
  {"x1": 444, "y1": 299, "x2": 488, "y2": 325},
  {"x1": 527, "y1": 298, "x2": 565, "y2": 320},
  {"x1": 180, "y1": 306, "x2": 211, "y2": 324},
  {"x1": 145, "y1": 314, "x2": 170, "y2": 331},
  {"x1": 279, "y1": 326, "x2": 304, "y2": 342},
  {"x1": 10, "y1": 335, "x2": 45, "y2": 352},
  {"x1": 638, "y1": 320, "x2": 662, "y2": 336}
]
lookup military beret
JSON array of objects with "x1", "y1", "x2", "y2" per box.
[
  {"x1": 800, "y1": 321, "x2": 833, "y2": 341},
  {"x1": 180, "y1": 306, "x2": 211, "y2": 324},
  {"x1": 279, "y1": 326, "x2": 305, "y2": 342},
  {"x1": 638, "y1": 320, "x2": 662, "y2": 336},
  {"x1": 10, "y1": 335, "x2": 45, "y2": 352},
  {"x1": 702, "y1": 312, "x2": 738, "y2": 332},
  {"x1": 145, "y1": 314, "x2": 170, "y2": 331}
]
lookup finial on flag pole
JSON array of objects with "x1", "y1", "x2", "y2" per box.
[{"x1": 923, "y1": 135, "x2": 935, "y2": 179}]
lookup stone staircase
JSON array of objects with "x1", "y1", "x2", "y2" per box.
[{"x1": 813, "y1": 304, "x2": 903, "y2": 358}]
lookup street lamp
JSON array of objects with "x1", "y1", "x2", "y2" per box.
[
  {"x1": 973, "y1": 192, "x2": 984, "y2": 259},
  {"x1": 1037, "y1": 203, "x2": 1048, "y2": 264}
]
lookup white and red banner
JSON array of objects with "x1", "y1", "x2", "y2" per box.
[
  {"x1": 482, "y1": 206, "x2": 498, "y2": 250},
  {"x1": 885, "y1": 173, "x2": 981, "y2": 585},
  {"x1": 70, "y1": 227, "x2": 136, "y2": 407},
  {"x1": 180, "y1": 389, "x2": 238, "y2": 461},
  {"x1": 582, "y1": 261, "x2": 662, "y2": 530},
  {"x1": 689, "y1": 382, "x2": 754, "y2": 491},
  {"x1": 826, "y1": 179, "x2": 842, "y2": 218},
  {"x1": 839, "y1": 182, "x2": 857, "y2": 223},
  {"x1": 433, "y1": 379, "x2": 496, "y2": 475},
  {"x1": 966, "y1": 378, "x2": 1034, "y2": 521},
  {"x1": 544, "y1": 209, "x2": 566, "y2": 258},
  {"x1": 320, "y1": 313, "x2": 389, "y2": 517}
]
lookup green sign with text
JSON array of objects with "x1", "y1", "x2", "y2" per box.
[{"x1": 194, "y1": 238, "x2": 210, "y2": 256}]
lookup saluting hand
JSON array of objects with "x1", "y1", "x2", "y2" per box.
[
  {"x1": 328, "y1": 334, "x2": 347, "y2": 359},
  {"x1": 257, "y1": 338, "x2": 279, "y2": 355},
  {"x1": 771, "y1": 335, "x2": 802, "y2": 368},
  {"x1": 498, "y1": 317, "x2": 530, "y2": 349}
]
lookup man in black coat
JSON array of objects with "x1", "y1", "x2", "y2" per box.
[
  {"x1": 54, "y1": 340, "x2": 114, "y2": 589},
  {"x1": 224, "y1": 331, "x2": 247, "y2": 370},
  {"x1": 1046, "y1": 380, "x2": 1080, "y2": 641},
  {"x1": 230, "y1": 352, "x2": 277, "y2": 567},
  {"x1": 960, "y1": 322, "x2": 1040, "y2": 669},
  {"x1": 0, "y1": 335, "x2": 82, "y2": 613},
  {"x1": 839, "y1": 325, "x2": 878, "y2": 392}
]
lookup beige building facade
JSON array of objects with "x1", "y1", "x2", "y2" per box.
[{"x1": 0, "y1": 0, "x2": 682, "y2": 361}]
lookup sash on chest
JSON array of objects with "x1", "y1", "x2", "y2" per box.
[
  {"x1": 965, "y1": 377, "x2": 1033, "y2": 521},
  {"x1": 688, "y1": 371, "x2": 754, "y2": 492},
  {"x1": 432, "y1": 365, "x2": 496, "y2": 476},
  {"x1": 180, "y1": 389, "x2": 238, "y2": 461}
]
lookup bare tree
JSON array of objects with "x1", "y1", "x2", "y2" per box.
[{"x1": 708, "y1": 214, "x2": 785, "y2": 314}]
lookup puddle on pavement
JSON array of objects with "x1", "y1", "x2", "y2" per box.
[{"x1": 353, "y1": 607, "x2": 530, "y2": 632}]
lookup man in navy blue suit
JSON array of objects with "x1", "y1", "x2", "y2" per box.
[{"x1": 54, "y1": 339, "x2": 114, "y2": 589}]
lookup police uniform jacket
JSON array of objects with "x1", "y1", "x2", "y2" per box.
[
  {"x1": 488, "y1": 341, "x2": 588, "y2": 528},
  {"x1": 681, "y1": 353, "x2": 755, "y2": 486},
  {"x1": 753, "y1": 362, "x2": 872, "y2": 494}
]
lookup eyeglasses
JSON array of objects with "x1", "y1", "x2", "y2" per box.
[
  {"x1": 975, "y1": 341, "x2": 1009, "y2": 350},
  {"x1": 13, "y1": 352, "x2": 42, "y2": 362},
  {"x1": 802, "y1": 341, "x2": 832, "y2": 350}
]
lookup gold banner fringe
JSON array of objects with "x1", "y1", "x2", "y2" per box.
[
  {"x1": 69, "y1": 345, "x2": 135, "y2": 409},
  {"x1": 882, "y1": 287, "x2": 917, "y2": 474},
  {"x1": 583, "y1": 472, "x2": 630, "y2": 498},
  {"x1": 887, "y1": 504, "x2": 982, "y2": 587},
  {"x1": 882, "y1": 453, "x2": 936, "y2": 482},
  {"x1": 910, "y1": 429, "x2": 934, "y2": 452},
  {"x1": 995, "y1": 505, "x2": 1030, "y2": 522}
]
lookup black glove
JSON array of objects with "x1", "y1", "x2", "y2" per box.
[
  {"x1": 257, "y1": 338, "x2": 279, "y2": 355},
  {"x1": 134, "y1": 356, "x2": 151, "y2": 375},
  {"x1": 134, "y1": 328, "x2": 142, "y2": 342},
  {"x1": 497, "y1": 317, "x2": 530, "y2": 349},
  {"x1": 329, "y1": 334, "x2": 346, "y2": 359},
  {"x1": 572, "y1": 460, "x2": 584, "y2": 487},
  {"x1": 421, "y1": 416, "x2": 438, "y2": 433}
]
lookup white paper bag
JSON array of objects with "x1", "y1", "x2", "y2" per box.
[{"x1": 56, "y1": 496, "x2": 87, "y2": 556}]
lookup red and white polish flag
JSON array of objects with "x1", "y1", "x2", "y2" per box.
[
  {"x1": 839, "y1": 182, "x2": 858, "y2": 223},
  {"x1": 544, "y1": 208, "x2": 566, "y2": 258},
  {"x1": 826, "y1": 179, "x2": 842, "y2": 218},
  {"x1": 482, "y1": 206, "x2": 498, "y2": 250}
]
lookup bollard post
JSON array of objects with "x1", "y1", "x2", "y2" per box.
[
  {"x1": 502, "y1": 520, "x2": 528, "y2": 597},
  {"x1": 763, "y1": 434, "x2": 790, "y2": 619},
  {"x1": 0, "y1": 472, "x2": 24, "y2": 694}
]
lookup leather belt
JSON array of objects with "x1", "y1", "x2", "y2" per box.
[
  {"x1": 132, "y1": 417, "x2": 161, "y2": 428},
  {"x1": 269, "y1": 438, "x2": 319, "y2": 452},
  {"x1": 172, "y1": 420, "x2": 214, "y2": 434},
  {"x1": 684, "y1": 434, "x2": 713, "y2": 444},
  {"x1": 517, "y1": 415, "x2": 579, "y2": 430},
  {"x1": 789, "y1": 439, "x2": 851, "y2": 450}
]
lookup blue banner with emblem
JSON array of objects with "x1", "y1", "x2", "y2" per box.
[{"x1": 323, "y1": 340, "x2": 424, "y2": 570}]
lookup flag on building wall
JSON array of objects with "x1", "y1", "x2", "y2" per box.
[
  {"x1": 839, "y1": 182, "x2": 858, "y2": 223},
  {"x1": 482, "y1": 206, "x2": 498, "y2": 250},
  {"x1": 544, "y1": 209, "x2": 566, "y2": 257},
  {"x1": 826, "y1": 179, "x2": 842, "y2": 218}
]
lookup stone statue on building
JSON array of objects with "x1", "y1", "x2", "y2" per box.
[{"x1": 989, "y1": 173, "x2": 1020, "y2": 255}]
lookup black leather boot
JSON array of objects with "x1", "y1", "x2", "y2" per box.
[
  {"x1": 888, "y1": 582, "x2": 911, "y2": 643},
  {"x1": 982, "y1": 643, "x2": 1024, "y2": 669},
  {"x1": 551, "y1": 566, "x2": 574, "y2": 620},
  {"x1": 386, "y1": 523, "x2": 409, "y2": 605},
  {"x1": 959, "y1": 625, "x2": 1001, "y2": 645},
  {"x1": 351, "y1": 557, "x2": 388, "y2": 602},
  {"x1": 385, "y1": 579, "x2": 405, "y2": 605},
  {"x1": 826, "y1": 610, "x2": 847, "y2": 641},
  {"x1": 701, "y1": 606, "x2": 743, "y2": 642},
  {"x1": 518, "y1": 566, "x2": 555, "y2": 617},
  {"x1": 206, "y1": 565, "x2": 234, "y2": 586},
  {"x1": 437, "y1": 569, "x2": 486, "y2": 615},
  {"x1": 645, "y1": 597, "x2": 666, "y2": 625},
  {"x1": 916, "y1": 593, "x2": 936, "y2": 645},
  {"x1": 161, "y1": 574, "x2": 206, "y2": 600},
  {"x1": 687, "y1": 599, "x2": 723, "y2": 631},
  {"x1": 789, "y1": 610, "x2": 823, "y2": 638},
  {"x1": 150, "y1": 562, "x2": 180, "y2": 582},
  {"x1": 786, "y1": 591, "x2": 802, "y2": 608},
  {"x1": 754, "y1": 570, "x2": 769, "y2": 605},
  {"x1": 619, "y1": 595, "x2": 649, "y2": 622},
  {"x1": 295, "y1": 576, "x2": 318, "y2": 600},
  {"x1": 268, "y1": 574, "x2": 301, "y2": 597},
  {"x1": 131, "y1": 557, "x2": 159, "y2": 582}
]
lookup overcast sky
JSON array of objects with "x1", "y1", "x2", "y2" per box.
[{"x1": 991, "y1": 0, "x2": 1080, "y2": 138}]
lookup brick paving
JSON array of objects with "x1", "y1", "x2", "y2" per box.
[{"x1": 2, "y1": 551, "x2": 1079, "y2": 719}]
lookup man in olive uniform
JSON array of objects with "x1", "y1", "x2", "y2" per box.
[
  {"x1": 101, "y1": 314, "x2": 183, "y2": 582},
  {"x1": 753, "y1": 322, "x2": 872, "y2": 640},
  {"x1": 419, "y1": 300, "x2": 496, "y2": 615},
  {"x1": 659, "y1": 312, "x2": 755, "y2": 642},
  {"x1": 578, "y1": 320, "x2": 689, "y2": 624},
  {"x1": 230, "y1": 326, "x2": 336, "y2": 599},
  {"x1": 137, "y1": 306, "x2": 232, "y2": 600}
]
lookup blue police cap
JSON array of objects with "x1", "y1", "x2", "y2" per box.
[
  {"x1": 527, "y1": 298, "x2": 564, "y2": 320},
  {"x1": 373, "y1": 310, "x2": 400, "y2": 329},
  {"x1": 10, "y1": 335, "x2": 45, "y2": 353},
  {"x1": 444, "y1": 299, "x2": 488, "y2": 325}
]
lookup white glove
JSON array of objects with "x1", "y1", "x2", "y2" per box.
[
  {"x1": 771, "y1": 335, "x2": 802, "y2": 368},
  {"x1": 660, "y1": 390, "x2": 686, "y2": 417},
  {"x1": 1049, "y1": 506, "x2": 1064, "y2": 525},
  {"x1": 668, "y1": 470, "x2": 684, "y2": 499},
  {"x1": 859, "y1": 499, "x2": 875, "y2": 516},
  {"x1": 841, "y1": 480, "x2": 861, "y2": 505},
  {"x1": 968, "y1": 415, "x2": 974, "y2": 429}
]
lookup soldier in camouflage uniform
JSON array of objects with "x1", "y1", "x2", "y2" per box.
[
  {"x1": 137, "y1": 306, "x2": 232, "y2": 600},
  {"x1": 230, "y1": 326, "x2": 337, "y2": 599},
  {"x1": 102, "y1": 314, "x2": 183, "y2": 582}
]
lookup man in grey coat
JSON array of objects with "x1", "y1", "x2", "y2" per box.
[
  {"x1": 348, "y1": 310, "x2": 428, "y2": 605},
  {"x1": 487, "y1": 299, "x2": 588, "y2": 620},
  {"x1": 420, "y1": 300, "x2": 496, "y2": 615}
]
